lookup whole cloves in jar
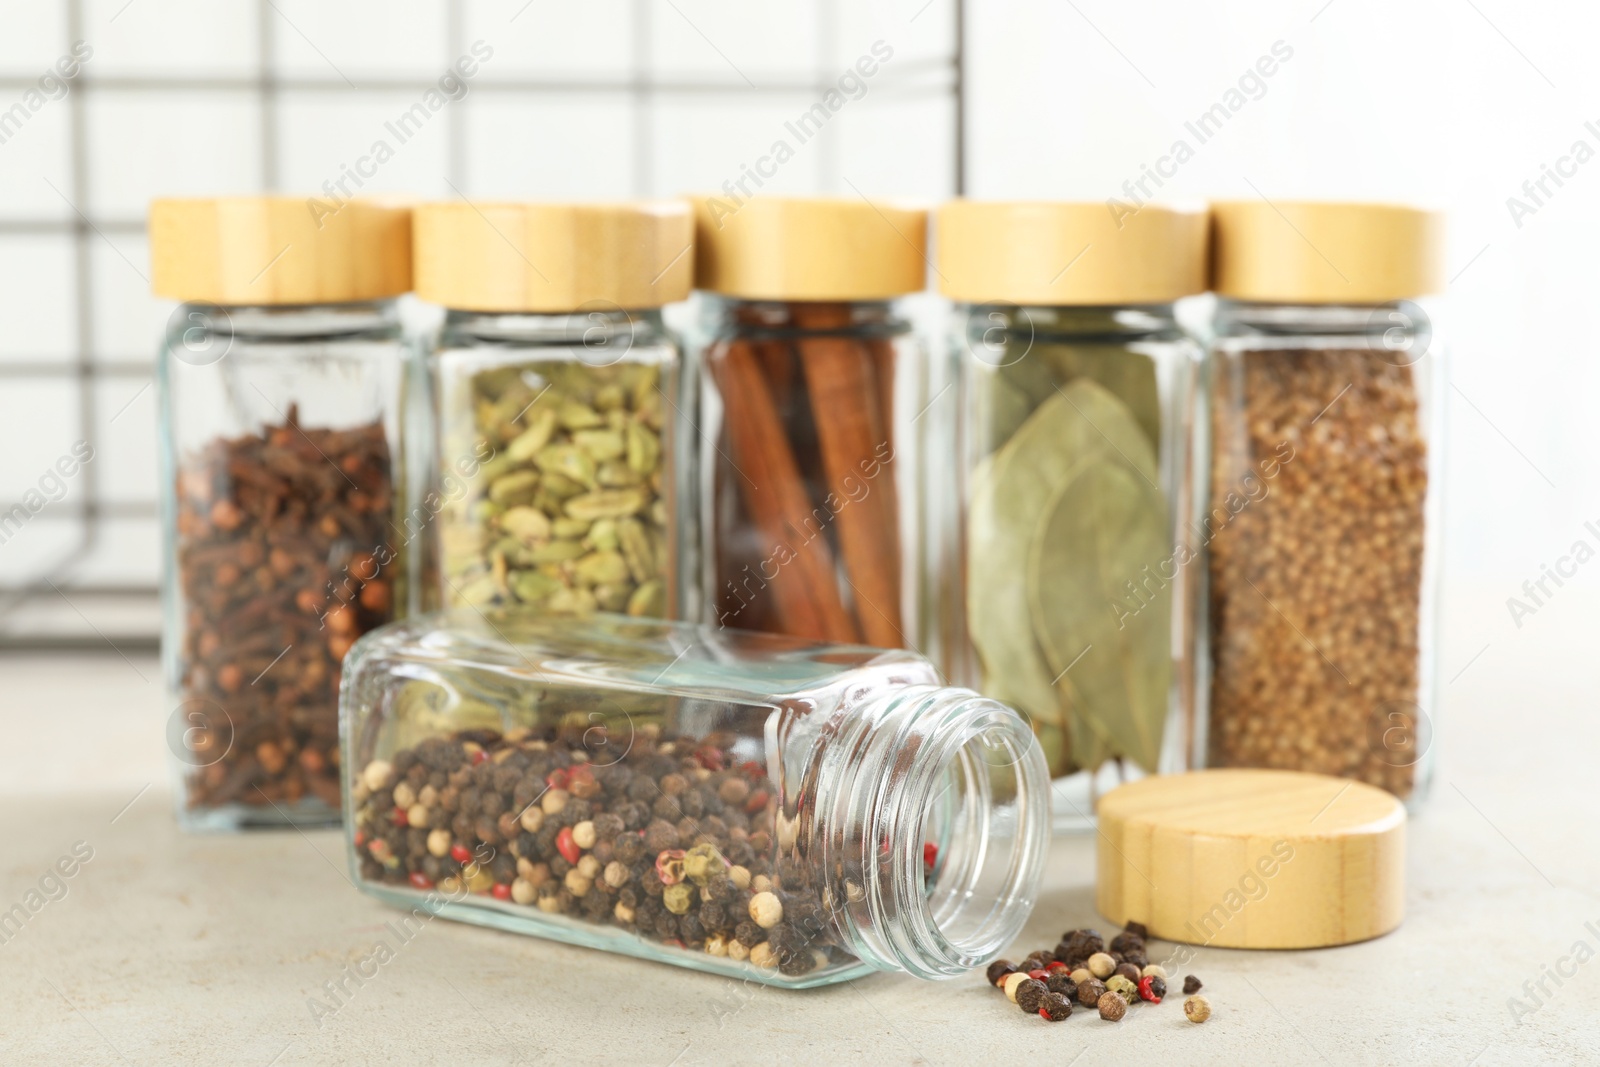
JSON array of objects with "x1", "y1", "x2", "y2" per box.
[{"x1": 152, "y1": 197, "x2": 411, "y2": 830}]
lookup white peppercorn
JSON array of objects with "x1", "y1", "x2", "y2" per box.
[
  {"x1": 749, "y1": 942, "x2": 778, "y2": 969},
  {"x1": 1184, "y1": 994, "x2": 1211, "y2": 1023},
  {"x1": 511, "y1": 878, "x2": 536, "y2": 905},
  {"x1": 749, "y1": 891, "x2": 783, "y2": 928},
  {"x1": 1087, "y1": 952, "x2": 1116, "y2": 979},
  {"x1": 572, "y1": 820, "x2": 597, "y2": 849},
  {"x1": 427, "y1": 828, "x2": 452, "y2": 857}
]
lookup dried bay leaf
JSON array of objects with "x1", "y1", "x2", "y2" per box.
[
  {"x1": 968, "y1": 446, "x2": 1094, "y2": 776},
  {"x1": 1029, "y1": 458, "x2": 1170, "y2": 774},
  {"x1": 967, "y1": 377, "x2": 1167, "y2": 777}
]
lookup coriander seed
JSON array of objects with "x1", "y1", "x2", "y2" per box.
[
  {"x1": 1184, "y1": 994, "x2": 1210, "y2": 1023},
  {"x1": 1097, "y1": 990, "x2": 1127, "y2": 1021}
]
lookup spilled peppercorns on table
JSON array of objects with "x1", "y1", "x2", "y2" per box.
[
  {"x1": 352, "y1": 722, "x2": 857, "y2": 978},
  {"x1": 983, "y1": 920, "x2": 1209, "y2": 1025}
]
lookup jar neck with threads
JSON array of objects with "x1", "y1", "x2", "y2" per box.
[
  {"x1": 799, "y1": 683, "x2": 1050, "y2": 979},
  {"x1": 700, "y1": 294, "x2": 909, "y2": 338},
  {"x1": 441, "y1": 307, "x2": 668, "y2": 352},
  {"x1": 962, "y1": 302, "x2": 1184, "y2": 348},
  {"x1": 171, "y1": 300, "x2": 401, "y2": 347}
]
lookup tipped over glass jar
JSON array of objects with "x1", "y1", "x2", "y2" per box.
[{"x1": 340, "y1": 611, "x2": 1049, "y2": 986}]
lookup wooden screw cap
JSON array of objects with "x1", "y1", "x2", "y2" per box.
[{"x1": 1096, "y1": 769, "x2": 1405, "y2": 950}]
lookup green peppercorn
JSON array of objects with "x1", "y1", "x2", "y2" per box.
[
  {"x1": 662, "y1": 883, "x2": 694, "y2": 915},
  {"x1": 1105, "y1": 974, "x2": 1138, "y2": 1001}
]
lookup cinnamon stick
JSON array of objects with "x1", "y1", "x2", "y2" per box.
[
  {"x1": 711, "y1": 340, "x2": 859, "y2": 643},
  {"x1": 792, "y1": 304, "x2": 904, "y2": 647}
]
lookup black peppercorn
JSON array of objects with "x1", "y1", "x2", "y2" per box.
[
  {"x1": 734, "y1": 920, "x2": 763, "y2": 947},
  {"x1": 1108, "y1": 931, "x2": 1144, "y2": 956},
  {"x1": 1123, "y1": 920, "x2": 1148, "y2": 940},
  {"x1": 1184, "y1": 974, "x2": 1203, "y2": 995},
  {"x1": 1077, "y1": 978, "x2": 1107, "y2": 1006},
  {"x1": 1057, "y1": 928, "x2": 1103, "y2": 961},
  {"x1": 1045, "y1": 972, "x2": 1076, "y2": 999},
  {"x1": 986, "y1": 959, "x2": 1017, "y2": 987},
  {"x1": 1114, "y1": 962, "x2": 1141, "y2": 985},
  {"x1": 1014, "y1": 978, "x2": 1048, "y2": 1015},
  {"x1": 1038, "y1": 992, "x2": 1072, "y2": 1021},
  {"x1": 1147, "y1": 976, "x2": 1167, "y2": 1000}
]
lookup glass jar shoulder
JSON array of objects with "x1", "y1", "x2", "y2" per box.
[{"x1": 346, "y1": 612, "x2": 936, "y2": 704}]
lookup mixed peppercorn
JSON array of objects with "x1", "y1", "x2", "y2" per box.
[
  {"x1": 352, "y1": 723, "x2": 864, "y2": 978},
  {"x1": 984, "y1": 920, "x2": 1211, "y2": 1025}
]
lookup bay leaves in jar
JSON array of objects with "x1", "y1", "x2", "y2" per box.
[
  {"x1": 967, "y1": 378, "x2": 1167, "y2": 777},
  {"x1": 968, "y1": 449, "x2": 1092, "y2": 776},
  {"x1": 1028, "y1": 456, "x2": 1170, "y2": 775}
]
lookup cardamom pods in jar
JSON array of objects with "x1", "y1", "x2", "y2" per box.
[{"x1": 440, "y1": 359, "x2": 674, "y2": 618}]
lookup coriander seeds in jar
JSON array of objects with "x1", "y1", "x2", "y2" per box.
[
  {"x1": 413, "y1": 201, "x2": 692, "y2": 619},
  {"x1": 152, "y1": 197, "x2": 412, "y2": 830},
  {"x1": 937, "y1": 201, "x2": 1208, "y2": 830},
  {"x1": 1205, "y1": 201, "x2": 1446, "y2": 804}
]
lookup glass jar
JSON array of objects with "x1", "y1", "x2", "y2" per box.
[
  {"x1": 151, "y1": 197, "x2": 412, "y2": 830},
  {"x1": 340, "y1": 611, "x2": 1049, "y2": 987},
  {"x1": 936, "y1": 202, "x2": 1209, "y2": 831},
  {"x1": 1204, "y1": 201, "x2": 1446, "y2": 805},
  {"x1": 413, "y1": 201, "x2": 692, "y2": 621},
  {"x1": 691, "y1": 197, "x2": 930, "y2": 651}
]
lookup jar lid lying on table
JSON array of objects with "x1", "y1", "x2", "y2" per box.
[
  {"x1": 1096, "y1": 769, "x2": 1406, "y2": 949},
  {"x1": 413, "y1": 200, "x2": 693, "y2": 313},
  {"x1": 936, "y1": 200, "x2": 1209, "y2": 306},
  {"x1": 1210, "y1": 200, "x2": 1445, "y2": 303},
  {"x1": 149, "y1": 196, "x2": 413, "y2": 305},
  {"x1": 692, "y1": 195, "x2": 928, "y2": 301}
]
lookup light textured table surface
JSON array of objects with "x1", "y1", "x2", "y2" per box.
[{"x1": 1, "y1": 638, "x2": 1596, "y2": 1067}]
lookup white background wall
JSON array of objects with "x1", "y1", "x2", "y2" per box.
[{"x1": 0, "y1": 0, "x2": 1590, "y2": 694}]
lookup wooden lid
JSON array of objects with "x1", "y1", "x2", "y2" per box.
[
  {"x1": 1096, "y1": 769, "x2": 1406, "y2": 949},
  {"x1": 149, "y1": 197, "x2": 412, "y2": 304},
  {"x1": 1211, "y1": 200, "x2": 1445, "y2": 303},
  {"x1": 692, "y1": 195, "x2": 928, "y2": 301},
  {"x1": 413, "y1": 200, "x2": 693, "y2": 312},
  {"x1": 937, "y1": 200, "x2": 1209, "y2": 305}
]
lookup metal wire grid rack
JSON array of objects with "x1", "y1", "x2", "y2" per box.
[{"x1": 0, "y1": 0, "x2": 964, "y2": 649}]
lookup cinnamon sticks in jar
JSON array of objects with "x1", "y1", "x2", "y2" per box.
[
  {"x1": 704, "y1": 300, "x2": 906, "y2": 646},
  {"x1": 691, "y1": 196, "x2": 929, "y2": 650}
]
